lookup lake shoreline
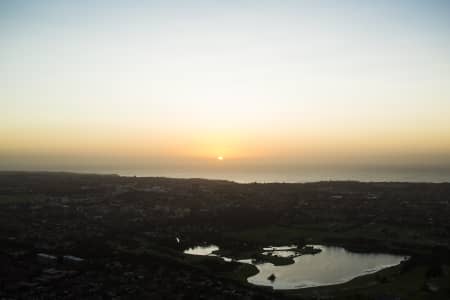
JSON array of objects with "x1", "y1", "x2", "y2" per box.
[{"x1": 184, "y1": 243, "x2": 408, "y2": 290}]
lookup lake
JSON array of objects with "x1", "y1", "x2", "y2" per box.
[{"x1": 184, "y1": 244, "x2": 408, "y2": 290}]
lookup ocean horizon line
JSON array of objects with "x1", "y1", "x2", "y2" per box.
[{"x1": 1, "y1": 168, "x2": 449, "y2": 184}]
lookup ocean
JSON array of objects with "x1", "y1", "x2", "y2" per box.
[{"x1": 75, "y1": 167, "x2": 450, "y2": 183}]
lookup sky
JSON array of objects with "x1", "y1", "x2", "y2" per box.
[{"x1": 1, "y1": 0, "x2": 450, "y2": 179}]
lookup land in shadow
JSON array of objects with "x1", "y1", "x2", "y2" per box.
[{"x1": 0, "y1": 171, "x2": 449, "y2": 299}]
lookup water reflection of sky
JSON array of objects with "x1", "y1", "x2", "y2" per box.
[
  {"x1": 184, "y1": 245, "x2": 233, "y2": 262},
  {"x1": 248, "y1": 245, "x2": 408, "y2": 289},
  {"x1": 261, "y1": 250, "x2": 297, "y2": 258},
  {"x1": 184, "y1": 244, "x2": 407, "y2": 290},
  {"x1": 184, "y1": 245, "x2": 219, "y2": 256}
]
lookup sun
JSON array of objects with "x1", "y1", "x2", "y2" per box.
[{"x1": 217, "y1": 156, "x2": 224, "y2": 161}]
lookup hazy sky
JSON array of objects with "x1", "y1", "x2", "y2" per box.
[{"x1": 1, "y1": 0, "x2": 450, "y2": 175}]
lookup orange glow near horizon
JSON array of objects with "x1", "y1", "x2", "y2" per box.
[{"x1": 2, "y1": 123, "x2": 450, "y2": 171}]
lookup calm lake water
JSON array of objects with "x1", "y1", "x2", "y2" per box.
[
  {"x1": 184, "y1": 244, "x2": 408, "y2": 290},
  {"x1": 184, "y1": 245, "x2": 219, "y2": 256},
  {"x1": 184, "y1": 245, "x2": 233, "y2": 262}
]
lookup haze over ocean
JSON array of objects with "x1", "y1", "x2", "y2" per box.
[{"x1": 4, "y1": 167, "x2": 447, "y2": 183}]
